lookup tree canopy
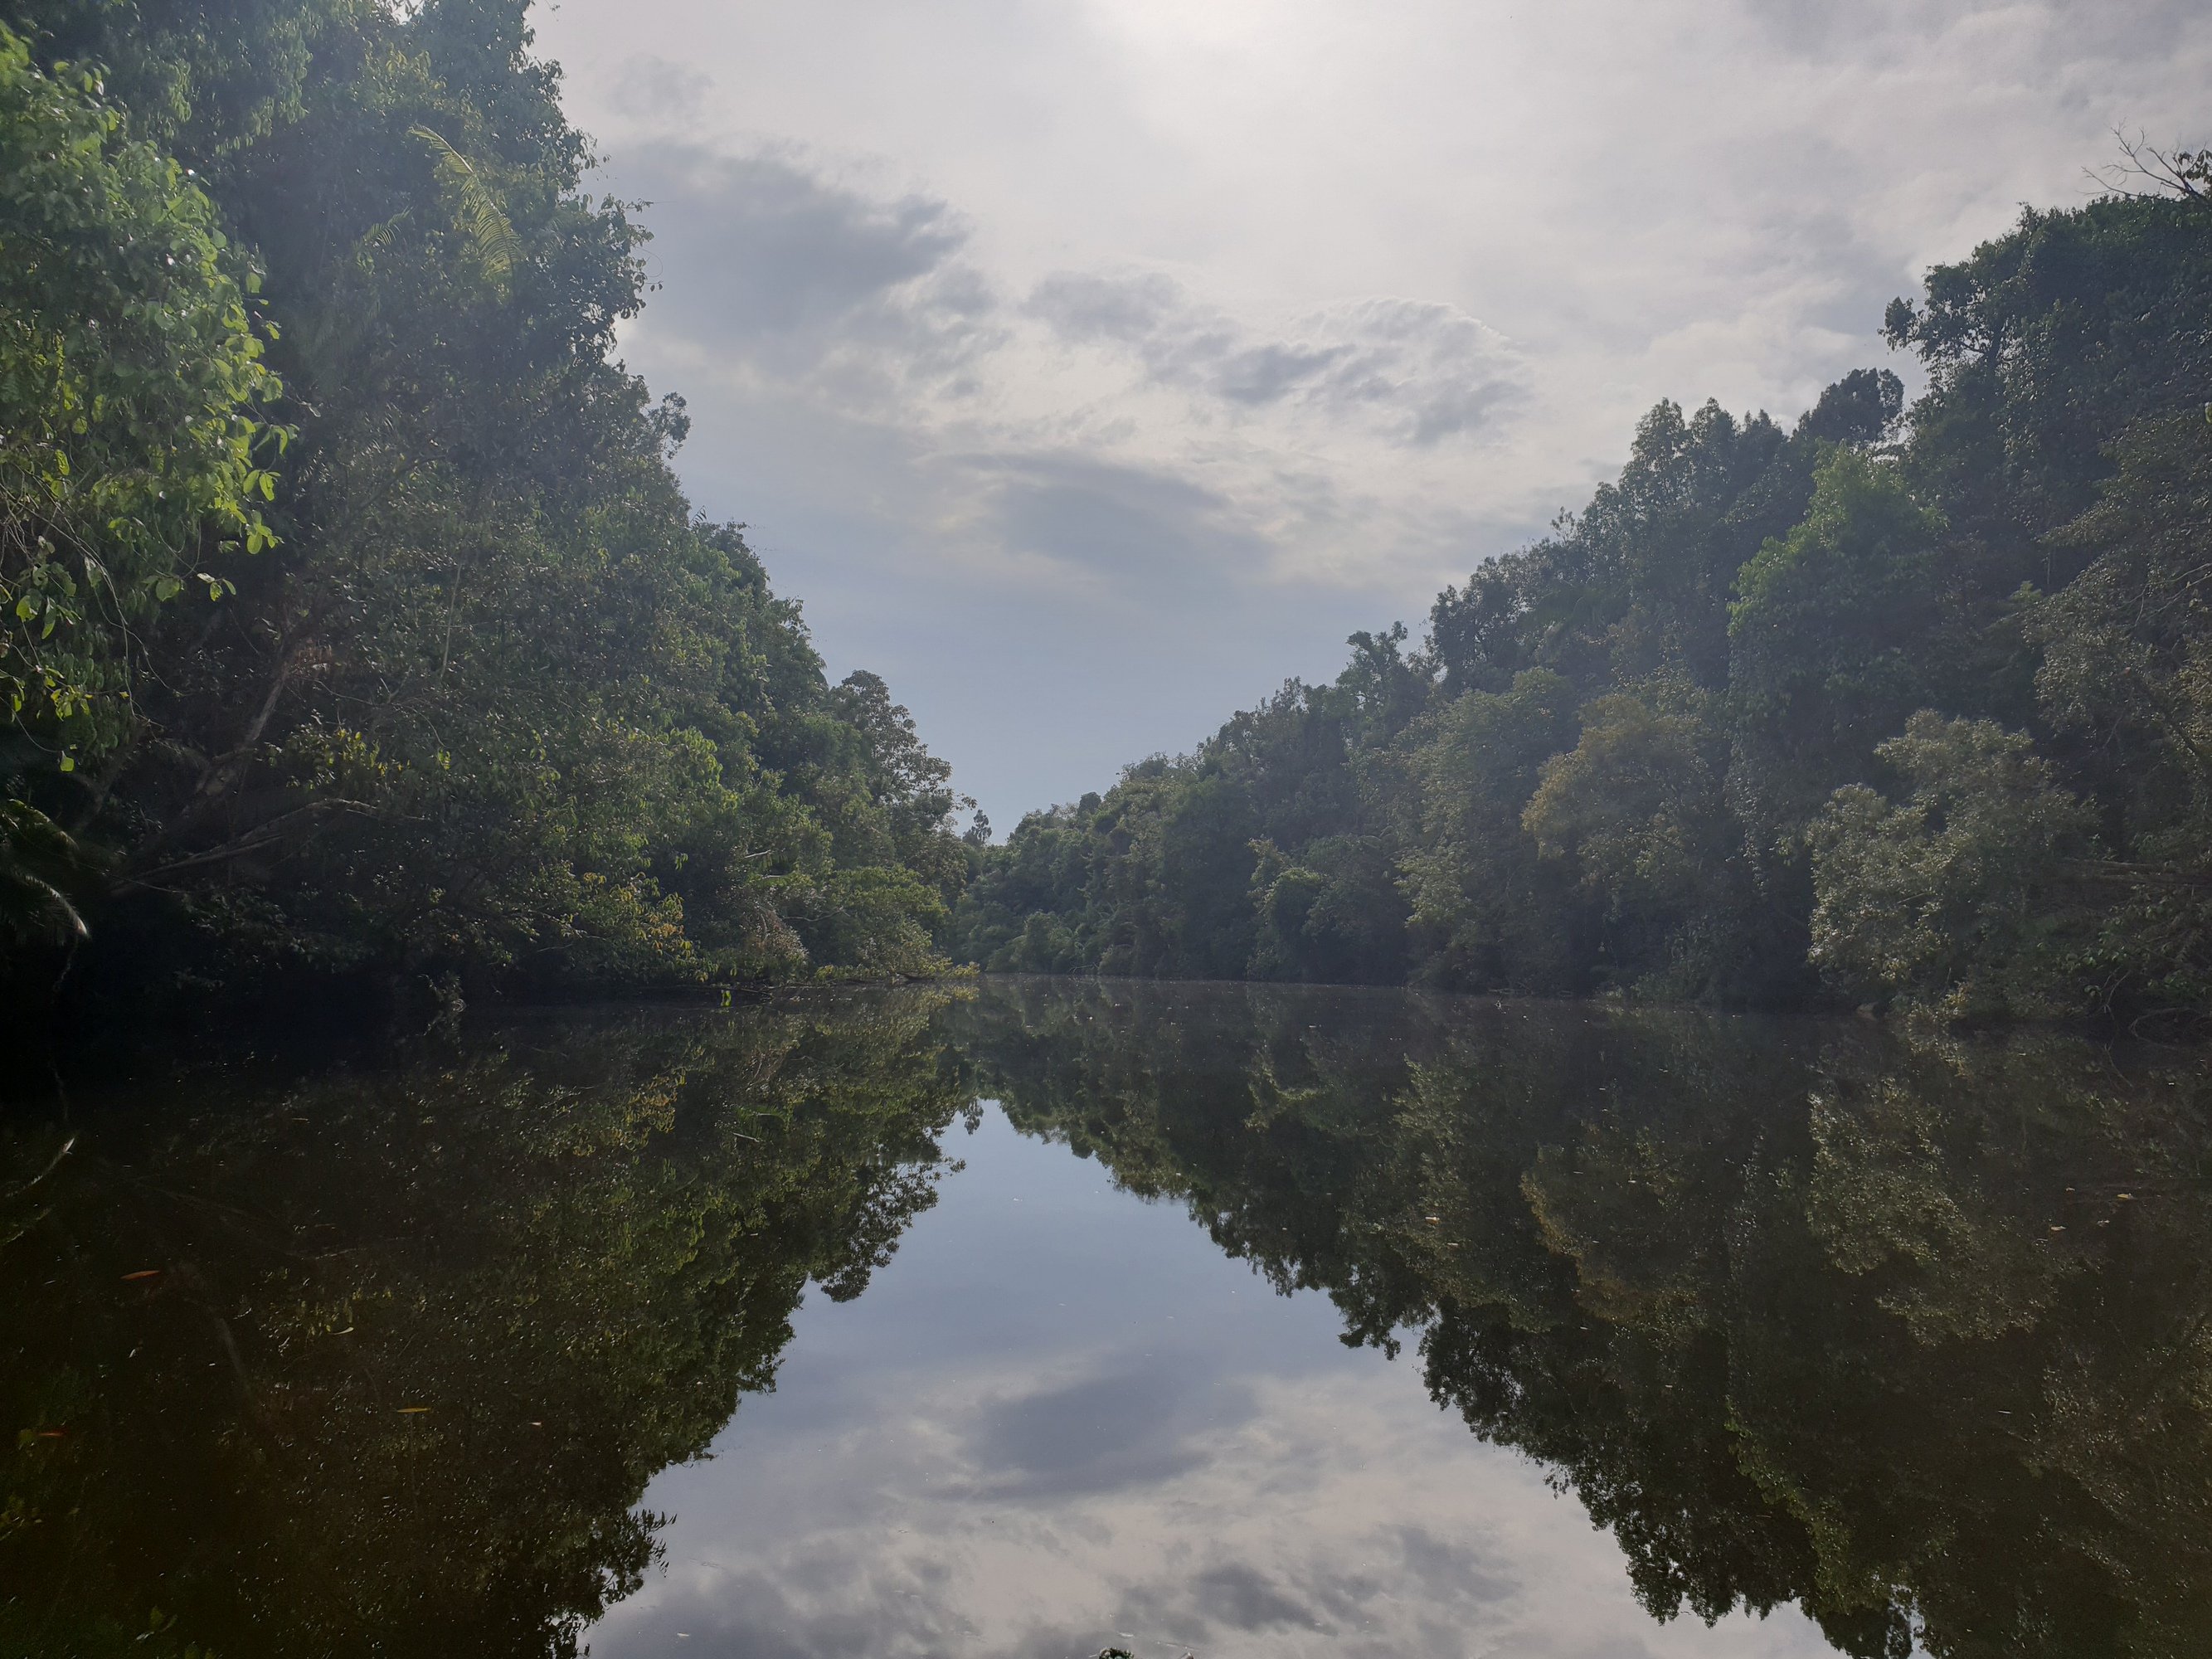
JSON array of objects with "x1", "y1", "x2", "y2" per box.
[
  {"x1": 0, "y1": 0, "x2": 971, "y2": 1019},
  {"x1": 954, "y1": 179, "x2": 2212, "y2": 1023},
  {"x1": 9, "y1": 0, "x2": 2212, "y2": 1027}
]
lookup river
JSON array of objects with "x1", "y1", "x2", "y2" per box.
[{"x1": 5, "y1": 977, "x2": 2209, "y2": 1657}]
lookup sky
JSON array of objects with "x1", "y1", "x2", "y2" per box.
[{"x1": 528, "y1": 0, "x2": 2212, "y2": 832}]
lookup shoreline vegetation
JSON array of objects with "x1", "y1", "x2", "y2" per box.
[
  {"x1": 951, "y1": 156, "x2": 2212, "y2": 1031},
  {"x1": 0, "y1": 0, "x2": 980, "y2": 1036},
  {"x1": 2, "y1": 2, "x2": 2210, "y2": 1034}
]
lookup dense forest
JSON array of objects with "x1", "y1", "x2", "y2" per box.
[
  {"x1": 955, "y1": 153, "x2": 2212, "y2": 1023},
  {"x1": 0, "y1": 0, "x2": 972, "y2": 1022},
  {"x1": 10, "y1": 1, "x2": 2212, "y2": 1028}
]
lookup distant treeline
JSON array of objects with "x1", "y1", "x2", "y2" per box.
[
  {"x1": 955, "y1": 156, "x2": 2212, "y2": 1022},
  {"x1": 0, "y1": 0, "x2": 971, "y2": 1019}
]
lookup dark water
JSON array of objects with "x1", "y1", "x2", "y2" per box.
[{"x1": 6, "y1": 980, "x2": 2212, "y2": 1658}]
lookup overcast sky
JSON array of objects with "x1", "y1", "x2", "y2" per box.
[{"x1": 530, "y1": 0, "x2": 2210, "y2": 830}]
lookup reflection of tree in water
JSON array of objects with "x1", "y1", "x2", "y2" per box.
[
  {"x1": 0, "y1": 990, "x2": 972, "y2": 1658},
  {"x1": 13, "y1": 978, "x2": 2211, "y2": 1659},
  {"x1": 955, "y1": 979, "x2": 2212, "y2": 1658}
]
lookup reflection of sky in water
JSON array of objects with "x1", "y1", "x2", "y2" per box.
[{"x1": 587, "y1": 1107, "x2": 1837, "y2": 1659}]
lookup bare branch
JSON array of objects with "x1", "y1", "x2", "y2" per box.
[
  {"x1": 2093, "y1": 128, "x2": 2212, "y2": 204},
  {"x1": 118, "y1": 797, "x2": 377, "y2": 888}
]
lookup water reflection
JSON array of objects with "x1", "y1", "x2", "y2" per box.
[
  {"x1": 0, "y1": 991, "x2": 969, "y2": 1657},
  {"x1": 4, "y1": 979, "x2": 2211, "y2": 1657},
  {"x1": 952, "y1": 980, "x2": 2212, "y2": 1658}
]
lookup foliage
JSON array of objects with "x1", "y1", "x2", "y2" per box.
[
  {"x1": 0, "y1": 796, "x2": 92, "y2": 943},
  {"x1": 0, "y1": 0, "x2": 969, "y2": 1010},
  {"x1": 1726, "y1": 445, "x2": 1948, "y2": 847},
  {"x1": 2026, "y1": 410, "x2": 2212, "y2": 1010},
  {"x1": 1398, "y1": 666, "x2": 1582, "y2": 993},
  {"x1": 15, "y1": 978, "x2": 2212, "y2": 1657},
  {"x1": 955, "y1": 173, "x2": 2212, "y2": 1022},
  {"x1": 1522, "y1": 687, "x2": 1748, "y2": 995},
  {"x1": 1807, "y1": 713, "x2": 2097, "y2": 1018},
  {"x1": 0, "y1": 25, "x2": 282, "y2": 773}
]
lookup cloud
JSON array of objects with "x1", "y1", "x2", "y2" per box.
[
  {"x1": 621, "y1": 144, "x2": 1001, "y2": 396},
  {"x1": 590, "y1": 1370, "x2": 1831, "y2": 1659},
  {"x1": 607, "y1": 54, "x2": 713, "y2": 119},
  {"x1": 1739, "y1": 0, "x2": 2203, "y2": 61},
  {"x1": 601, "y1": 144, "x2": 1543, "y2": 633},
  {"x1": 941, "y1": 451, "x2": 1276, "y2": 599},
  {"x1": 576, "y1": 1108, "x2": 1844, "y2": 1659},
  {"x1": 961, "y1": 1365, "x2": 1258, "y2": 1499},
  {"x1": 1029, "y1": 273, "x2": 1524, "y2": 444},
  {"x1": 539, "y1": 0, "x2": 2212, "y2": 825},
  {"x1": 1182, "y1": 1561, "x2": 1316, "y2": 1629}
]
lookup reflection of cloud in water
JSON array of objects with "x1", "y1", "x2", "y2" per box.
[
  {"x1": 586, "y1": 1113, "x2": 1835, "y2": 1659},
  {"x1": 962, "y1": 1365, "x2": 1258, "y2": 1500},
  {"x1": 596, "y1": 1373, "x2": 1831, "y2": 1657}
]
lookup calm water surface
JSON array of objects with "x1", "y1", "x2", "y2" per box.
[{"x1": 6, "y1": 978, "x2": 2211, "y2": 1657}]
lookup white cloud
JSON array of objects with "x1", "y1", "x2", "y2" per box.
[
  {"x1": 1026, "y1": 274, "x2": 1525, "y2": 445},
  {"x1": 625, "y1": 144, "x2": 1001, "y2": 399},
  {"x1": 532, "y1": 0, "x2": 2212, "y2": 825}
]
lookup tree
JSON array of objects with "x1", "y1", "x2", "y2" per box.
[
  {"x1": 1806, "y1": 713, "x2": 2095, "y2": 1018},
  {"x1": 1522, "y1": 689, "x2": 1748, "y2": 996},
  {"x1": 959, "y1": 977, "x2": 2212, "y2": 1658},
  {"x1": 2025, "y1": 408, "x2": 2212, "y2": 1010},
  {"x1": 0, "y1": 990, "x2": 970, "y2": 1657},
  {"x1": 946, "y1": 151, "x2": 2212, "y2": 1026},
  {"x1": 0, "y1": 26, "x2": 282, "y2": 781},
  {"x1": 0, "y1": 0, "x2": 973, "y2": 1009},
  {"x1": 1398, "y1": 668, "x2": 1582, "y2": 993},
  {"x1": 1727, "y1": 448, "x2": 1949, "y2": 849}
]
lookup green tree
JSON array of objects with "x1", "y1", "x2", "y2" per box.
[
  {"x1": 958, "y1": 977, "x2": 2212, "y2": 1658},
  {"x1": 1398, "y1": 667, "x2": 1582, "y2": 992},
  {"x1": 0, "y1": 26, "x2": 281, "y2": 781},
  {"x1": 1806, "y1": 713, "x2": 2098, "y2": 1018},
  {"x1": 1728, "y1": 448, "x2": 1949, "y2": 847},
  {"x1": 2026, "y1": 409, "x2": 2212, "y2": 1010},
  {"x1": 0, "y1": 0, "x2": 970, "y2": 1007},
  {"x1": 1522, "y1": 688, "x2": 1752, "y2": 997}
]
